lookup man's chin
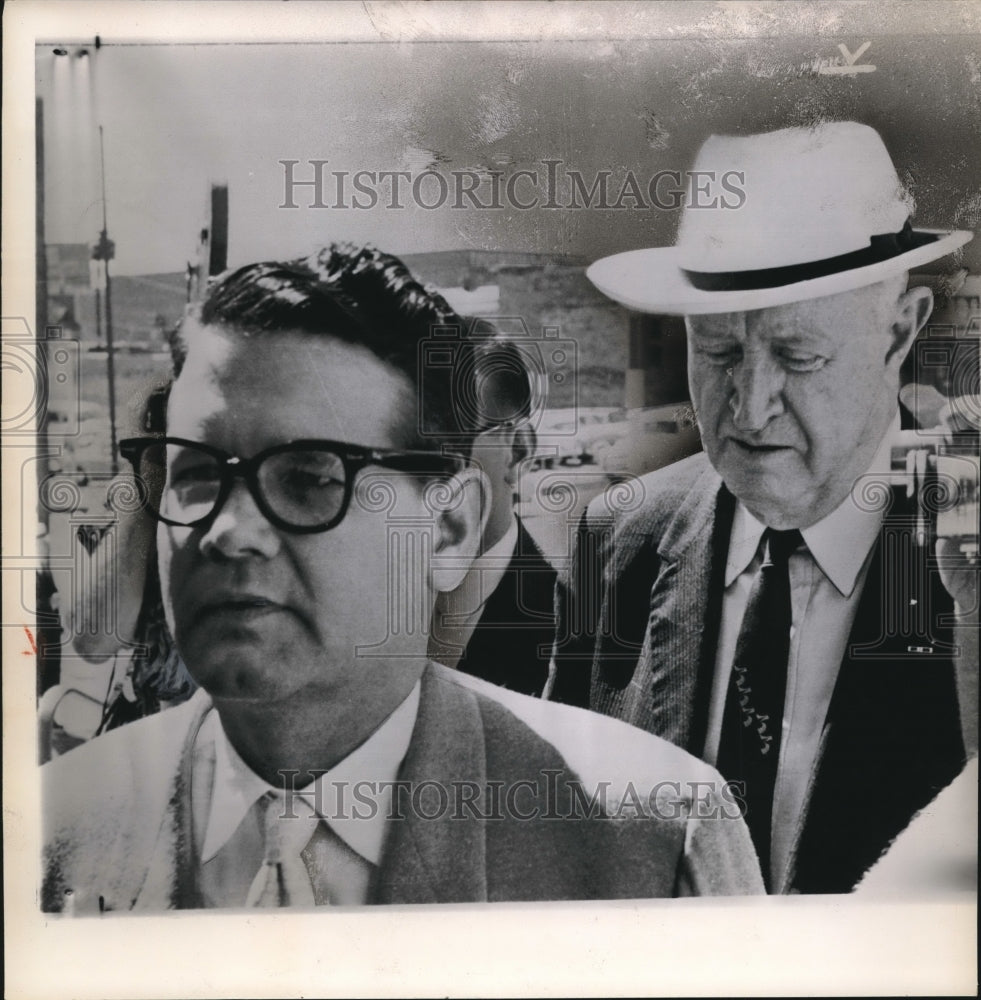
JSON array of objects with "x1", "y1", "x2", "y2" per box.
[
  {"x1": 723, "y1": 472, "x2": 810, "y2": 527},
  {"x1": 182, "y1": 646, "x2": 294, "y2": 704},
  {"x1": 177, "y1": 617, "x2": 294, "y2": 667},
  {"x1": 193, "y1": 670, "x2": 273, "y2": 702}
]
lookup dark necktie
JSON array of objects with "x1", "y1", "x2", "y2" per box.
[{"x1": 716, "y1": 527, "x2": 802, "y2": 888}]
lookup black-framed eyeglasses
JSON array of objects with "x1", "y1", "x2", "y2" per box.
[{"x1": 119, "y1": 436, "x2": 471, "y2": 534}]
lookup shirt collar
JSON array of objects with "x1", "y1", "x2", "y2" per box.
[
  {"x1": 200, "y1": 680, "x2": 420, "y2": 865},
  {"x1": 724, "y1": 414, "x2": 900, "y2": 596}
]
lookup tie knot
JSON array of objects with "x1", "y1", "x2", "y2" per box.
[
  {"x1": 259, "y1": 792, "x2": 320, "y2": 863},
  {"x1": 762, "y1": 528, "x2": 802, "y2": 566}
]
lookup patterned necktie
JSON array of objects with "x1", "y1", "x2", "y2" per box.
[
  {"x1": 716, "y1": 527, "x2": 802, "y2": 889},
  {"x1": 246, "y1": 792, "x2": 322, "y2": 907}
]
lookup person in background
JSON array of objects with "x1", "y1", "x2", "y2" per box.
[
  {"x1": 428, "y1": 332, "x2": 556, "y2": 695},
  {"x1": 54, "y1": 383, "x2": 194, "y2": 748},
  {"x1": 548, "y1": 122, "x2": 975, "y2": 894}
]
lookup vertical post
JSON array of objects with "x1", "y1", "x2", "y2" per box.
[
  {"x1": 36, "y1": 96, "x2": 62, "y2": 696},
  {"x1": 187, "y1": 183, "x2": 229, "y2": 304},
  {"x1": 625, "y1": 315, "x2": 649, "y2": 409},
  {"x1": 625, "y1": 313, "x2": 690, "y2": 409},
  {"x1": 97, "y1": 125, "x2": 119, "y2": 474},
  {"x1": 103, "y1": 260, "x2": 118, "y2": 473},
  {"x1": 209, "y1": 184, "x2": 228, "y2": 277},
  {"x1": 36, "y1": 98, "x2": 50, "y2": 515}
]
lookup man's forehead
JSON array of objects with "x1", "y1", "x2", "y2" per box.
[
  {"x1": 177, "y1": 318, "x2": 389, "y2": 383},
  {"x1": 685, "y1": 280, "x2": 904, "y2": 337},
  {"x1": 179, "y1": 318, "x2": 309, "y2": 370},
  {"x1": 170, "y1": 319, "x2": 416, "y2": 444}
]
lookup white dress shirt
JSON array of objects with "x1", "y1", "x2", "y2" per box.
[
  {"x1": 704, "y1": 417, "x2": 899, "y2": 890},
  {"x1": 191, "y1": 681, "x2": 420, "y2": 906},
  {"x1": 429, "y1": 515, "x2": 520, "y2": 668}
]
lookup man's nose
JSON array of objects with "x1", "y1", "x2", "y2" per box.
[
  {"x1": 728, "y1": 351, "x2": 785, "y2": 432},
  {"x1": 198, "y1": 480, "x2": 282, "y2": 561}
]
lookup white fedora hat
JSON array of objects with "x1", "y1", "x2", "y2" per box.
[{"x1": 587, "y1": 122, "x2": 973, "y2": 315}]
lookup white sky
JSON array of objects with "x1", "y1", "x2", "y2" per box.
[{"x1": 34, "y1": 9, "x2": 981, "y2": 278}]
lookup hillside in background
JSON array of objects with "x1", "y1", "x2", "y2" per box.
[
  {"x1": 73, "y1": 271, "x2": 188, "y2": 345},
  {"x1": 68, "y1": 251, "x2": 634, "y2": 413}
]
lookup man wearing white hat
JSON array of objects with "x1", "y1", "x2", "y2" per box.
[{"x1": 547, "y1": 121, "x2": 976, "y2": 893}]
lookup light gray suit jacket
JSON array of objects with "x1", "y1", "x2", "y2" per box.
[{"x1": 42, "y1": 661, "x2": 763, "y2": 911}]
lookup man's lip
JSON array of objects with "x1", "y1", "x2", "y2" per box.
[
  {"x1": 728, "y1": 438, "x2": 793, "y2": 453},
  {"x1": 190, "y1": 596, "x2": 288, "y2": 626}
]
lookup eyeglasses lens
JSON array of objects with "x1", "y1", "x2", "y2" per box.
[
  {"x1": 135, "y1": 442, "x2": 348, "y2": 529},
  {"x1": 257, "y1": 449, "x2": 347, "y2": 527}
]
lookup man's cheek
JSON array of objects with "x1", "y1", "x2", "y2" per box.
[
  {"x1": 156, "y1": 528, "x2": 188, "y2": 627},
  {"x1": 692, "y1": 380, "x2": 724, "y2": 434},
  {"x1": 156, "y1": 527, "x2": 173, "y2": 591}
]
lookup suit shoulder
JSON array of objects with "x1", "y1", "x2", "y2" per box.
[
  {"x1": 43, "y1": 693, "x2": 207, "y2": 840},
  {"x1": 584, "y1": 452, "x2": 715, "y2": 536},
  {"x1": 434, "y1": 664, "x2": 723, "y2": 794},
  {"x1": 41, "y1": 694, "x2": 210, "y2": 912}
]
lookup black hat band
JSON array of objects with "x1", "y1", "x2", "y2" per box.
[{"x1": 682, "y1": 220, "x2": 939, "y2": 293}]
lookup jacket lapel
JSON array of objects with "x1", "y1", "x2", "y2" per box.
[
  {"x1": 133, "y1": 692, "x2": 213, "y2": 910},
  {"x1": 789, "y1": 488, "x2": 965, "y2": 892},
  {"x1": 372, "y1": 665, "x2": 488, "y2": 904},
  {"x1": 621, "y1": 468, "x2": 733, "y2": 754}
]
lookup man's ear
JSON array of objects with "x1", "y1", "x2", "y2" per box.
[
  {"x1": 505, "y1": 422, "x2": 537, "y2": 488},
  {"x1": 887, "y1": 285, "x2": 933, "y2": 370},
  {"x1": 429, "y1": 467, "x2": 491, "y2": 592},
  {"x1": 511, "y1": 422, "x2": 536, "y2": 463}
]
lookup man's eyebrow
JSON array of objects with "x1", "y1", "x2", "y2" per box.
[
  {"x1": 737, "y1": 316, "x2": 837, "y2": 346},
  {"x1": 687, "y1": 320, "x2": 735, "y2": 336},
  {"x1": 767, "y1": 327, "x2": 836, "y2": 348}
]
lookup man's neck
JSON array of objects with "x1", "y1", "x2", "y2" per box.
[
  {"x1": 211, "y1": 660, "x2": 426, "y2": 786},
  {"x1": 480, "y1": 506, "x2": 518, "y2": 556}
]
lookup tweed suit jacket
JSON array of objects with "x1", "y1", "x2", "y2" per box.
[
  {"x1": 547, "y1": 452, "x2": 966, "y2": 893},
  {"x1": 42, "y1": 660, "x2": 764, "y2": 912},
  {"x1": 455, "y1": 518, "x2": 557, "y2": 697}
]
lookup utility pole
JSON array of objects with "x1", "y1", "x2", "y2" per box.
[
  {"x1": 187, "y1": 183, "x2": 229, "y2": 303},
  {"x1": 92, "y1": 125, "x2": 118, "y2": 474},
  {"x1": 95, "y1": 287, "x2": 102, "y2": 347}
]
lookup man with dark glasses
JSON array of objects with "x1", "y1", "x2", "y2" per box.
[{"x1": 43, "y1": 244, "x2": 763, "y2": 910}]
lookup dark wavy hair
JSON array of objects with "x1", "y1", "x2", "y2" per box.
[{"x1": 169, "y1": 243, "x2": 535, "y2": 454}]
